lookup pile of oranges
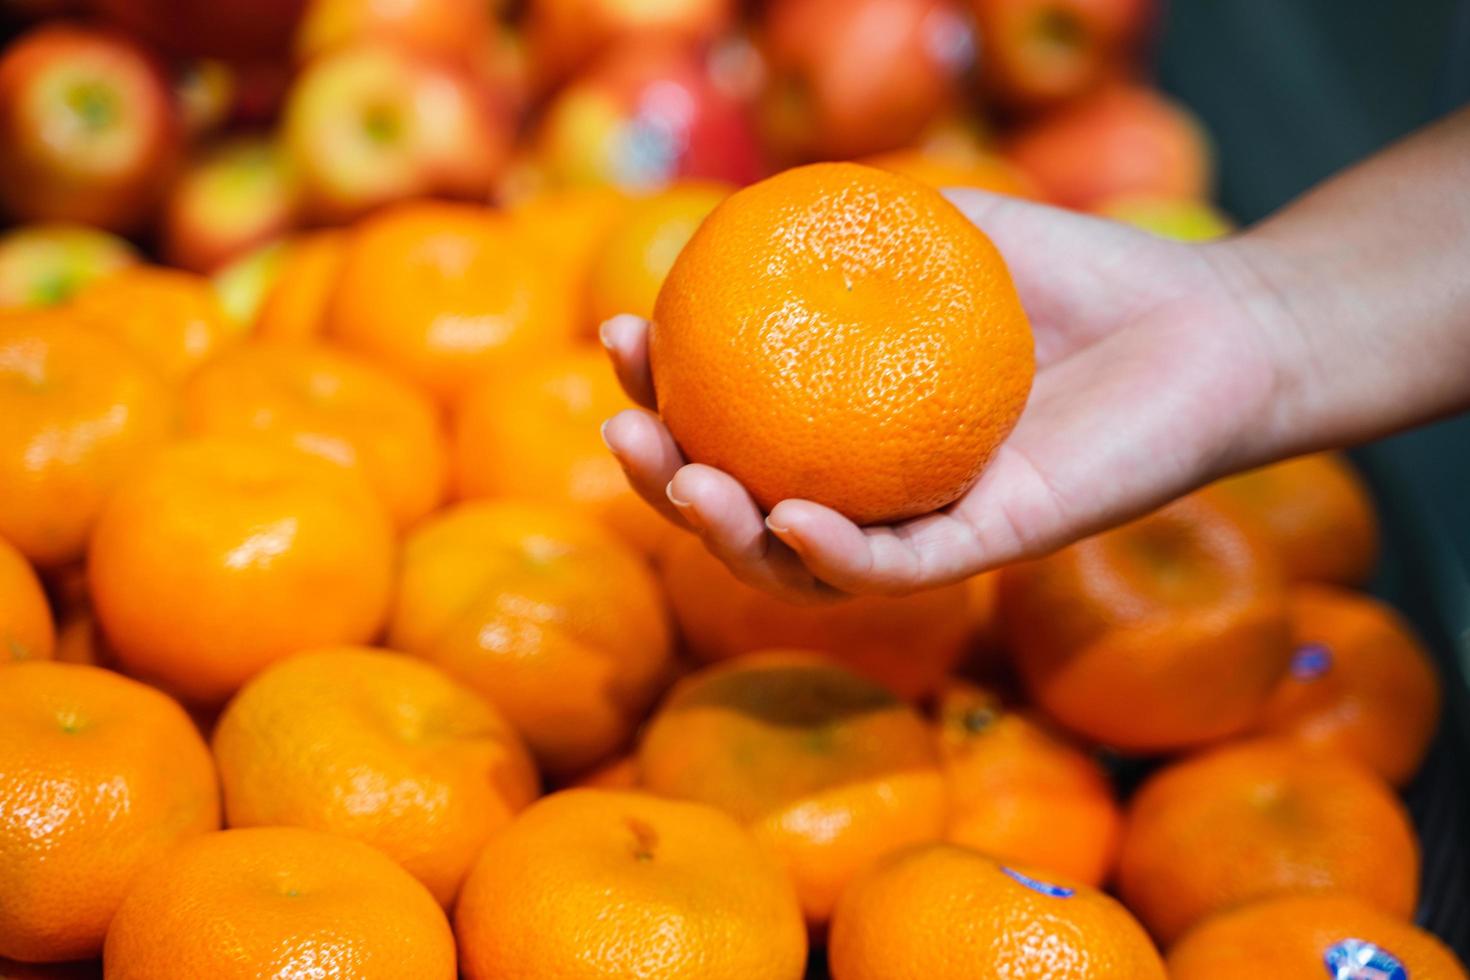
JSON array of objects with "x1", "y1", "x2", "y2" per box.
[{"x1": 0, "y1": 0, "x2": 1465, "y2": 978}]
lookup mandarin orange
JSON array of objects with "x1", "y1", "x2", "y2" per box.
[
  {"x1": 252, "y1": 229, "x2": 347, "y2": 343},
  {"x1": 0, "y1": 533, "x2": 53, "y2": 662},
  {"x1": 68, "y1": 265, "x2": 238, "y2": 382}
]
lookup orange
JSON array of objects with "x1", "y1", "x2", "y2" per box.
[
  {"x1": 102, "y1": 827, "x2": 455, "y2": 980},
  {"x1": 212, "y1": 647, "x2": 539, "y2": 905},
  {"x1": 659, "y1": 532, "x2": 973, "y2": 698},
  {"x1": 0, "y1": 312, "x2": 175, "y2": 568},
  {"x1": 0, "y1": 533, "x2": 53, "y2": 662},
  {"x1": 1002, "y1": 494, "x2": 1292, "y2": 752},
  {"x1": 568, "y1": 753, "x2": 639, "y2": 790},
  {"x1": 1200, "y1": 452, "x2": 1379, "y2": 585},
  {"x1": 454, "y1": 346, "x2": 667, "y2": 555},
  {"x1": 584, "y1": 181, "x2": 730, "y2": 327},
  {"x1": 89, "y1": 437, "x2": 396, "y2": 704},
  {"x1": 651, "y1": 162, "x2": 1034, "y2": 525},
  {"x1": 1257, "y1": 584, "x2": 1441, "y2": 787},
  {"x1": 252, "y1": 229, "x2": 347, "y2": 344},
  {"x1": 507, "y1": 184, "x2": 629, "y2": 332},
  {"x1": 0, "y1": 222, "x2": 137, "y2": 310},
  {"x1": 388, "y1": 500, "x2": 673, "y2": 778},
  {"x1": 828, "y1": 843, "x2": 1166, "y2": 980},
  {"x1": 455, "y1": 789, "x2": 806, "y2": 979},
  {"x1": 68, "y1": 265, "x2": 238, "y2": 382},
  {"x1": 1167, "y1": 895, "x2": 1469, "y2": 980},
  {"x1": 637, "y1": 651, "x2": 948, "y2": 928},
  {"x1": 183, "y1": 341, "x2": 449, "y2": 529},
  {"x1": 935, "y1": 681, "x2": 1120, "y2": 887},
  {"x1": 866, "y1": 148, "x2": 1040, "y2": 198},
  {"x1": 1116, "y1": 738, "x2": 1420, "y2": 946},
  {"x1": 326, "y1": 201, "x2": 578, "y2": 406},
  {"x1": 0, "y1": 662, "x2": 219, "y2": 963}
]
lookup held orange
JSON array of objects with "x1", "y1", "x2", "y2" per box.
[
  {"x1": 651, "y1": 162, "x2": 1034, "y2": 525},
  {"x1": 0, "y1": 533, "x2": 54, "y2": 662},
  {"x1": 68, "y1": 265, "x2": 238, "y2": 382},
  {"x1": 454, "y1": 790, "x2": 807, "y2": 980}
]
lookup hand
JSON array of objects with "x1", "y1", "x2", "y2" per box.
[{"x1": 602, "y1": 189, "x2": 1281, "y2": 601}]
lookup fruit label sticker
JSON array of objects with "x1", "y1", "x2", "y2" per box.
[
  {"x1": 1291, "y1": 643, "x2": 1334, "y2": 680},
  {"x1": 1323, "y1": 938, "x2": 1408, "y2": 980},
  {"x1": 1001, "y1": 866, "x2": 1074, "y2": 898}
]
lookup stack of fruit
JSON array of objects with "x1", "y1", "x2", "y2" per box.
[{"x1": 0, "y1": 1, "x2": 1464, "y2": 978}]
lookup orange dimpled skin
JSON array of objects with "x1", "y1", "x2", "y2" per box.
[
  {"x1": 388, "y1": 501, "x2": 673, "y2": 779},
  {"x1": 212, "y1": 647, "x2": 540, "y2": 906},
  {"x1": 253, "y1": 230, "x2": 347, "y2": 344},
  {"x1": 326, "y1": 201, "x2": 578, "y2": 406},
  {"x1": 650, "y1": 162, "x2": 1034, "y2": 526},
  {"x1": 183, "y1": 342, "x2": 450, "y2": 529},
  {"x1": 102, "y1": 827, "x2": 456, "y2": 980},
  {"x1": 0, "y1": 313, "x2": 176, "y2": 568},
  {"x1": 1167, "y1": 895, "x2": 1469, "y2": 980},
  {"x1": 659, "y1": 531, "x2": 972, "y2": 698},
  {"x1": 1003, "y1": 495, "x2": 1292, "y2": 752},
  {"x1": 0, "y1": 662, "x2": 219, "y2": 963},
  {"x1": 88, "y1": 438, "x2": 397, "y2": 704},
  {"x1": 936, "y1": 682, "x2": 1121, "y2": 888},
  {"x1": 454, "y1": 789, "x2": 808, "y2": 980},
  {"x1": 828, "y1": 844, "x2": 1166, "y2": 980},
  {"x1": 1116, "y1": 739, "x2": 1420, "y2": 946},
  {"x1": 68, "y1": 265, "x2": 238, "y2": 382},
  {"x1": 1258, "y1": 584, "x2": 1441, "y2": 787},
  {"x1": 0, "y1": 534, "x2": 54, "y2": 662},
  {"x1": 637, "y1": 652, "x2": 948, "y2": 928},
  {"x1": 1201, "y1": 452, "x2": 1379, "y2": 586}
]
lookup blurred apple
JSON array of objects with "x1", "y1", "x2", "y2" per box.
[
  {"x1": 533, "y1": 40, "x2": 762, "y2": 192},
  {"x1": 970, "y1": 0, "x2": 1155, "y2": 109},
  {"x1": 759, "y1": 0, "x2": 976, "y2": 162},
  {"x1": 0, "y1": 24, "x2": 179, "y2": 232},
  {"x1": 283, "y1": 40, "x2": 511, "y2": 222},
  {"x1": 295, "y1": 0, "x2": 496, "y2": 63},
  {"x1": 1005, "y1": 83, "x2": 1211, "y2": 208},
  {"x1": 88, "y1": 0, "x2": 306, "y2": 61},
  {"x1": 0, "y1": 222, "x2": 138, "y2": 309},
  {"x1": 172, "y1": 59, "x2": 236, "y2": 141},
  {"x1": 1093, "y1": 193, "x2": 1234, "y2": 241},
  {"x1": 526, "y1": 0, "x2": 737, "y2": 89},
  {"x1": 211, "y1": 238, "x2": 288, "y2": 328},
  {"x1": 161, "y1": 136, "x2": 303, "y2": 273}
]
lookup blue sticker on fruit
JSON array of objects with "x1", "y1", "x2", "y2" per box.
[
  {"x1": 1292, "y1": 643, "x2": 1334, "y2": 680},
  {"x1": 1323, "y1": 938, "x2": 1408, "y2": 980},
  {"x1": 1001, "y1": 866, "x2": 1074, "y2": 898}
]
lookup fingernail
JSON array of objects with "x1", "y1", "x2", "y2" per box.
[
  {"x1": 666, "y1": 483, "x2": 702, "y2": 529},
  {"x1": 599, "y1": 419, "x2": 615, "y2": 452},
  {"x1": 597, "y1": 319, "x2": 617, "y2": 350},
  {"x1": 765, "y1": 516, "x2": 800, "y2": 550}
]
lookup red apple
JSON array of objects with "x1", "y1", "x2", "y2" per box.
[
  {"x1": 87, "y1": 0, "x2": 306, "y2": 61},
  {"x1": 970, "y1": 0, "x2": 1156, "y2": 109},
  {"x1": 759, "y1": 0, "x2": 977, "y2": 162},
  {"x1": 0, "y1": 222, "x2": 139, "y2": 309},
  {"x1": 525, "y1": 0, "x2": 737, "y2": 89},
  {"x1": 0, "y1": 24, "x2": 179, "y2": 232},
  {"x1": 161, "y1": 136, "x2": 303, "y2": 273},
  {"x1": 283, "y1": 40, "x2": 511, "y2": 222},
  {"x1": 533, "y1": 40, "x2": 763, "y2": 191},
  {"x1": 1004, "y1": 83, "x2": 1212, "y2": 208},
  {"x1": 295, "y1": 0, "x2": 496, "y2": 64}
]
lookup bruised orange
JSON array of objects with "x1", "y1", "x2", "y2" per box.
[
  {"x1": 651, "y1": 162, "x2": 1033, "y2": 525},
  {"x1": 0, "y1": 533, "x2": 53, "y2": 662},
  {"x1": 68, "y1": 265, "x2": 238, "y2": 382}
]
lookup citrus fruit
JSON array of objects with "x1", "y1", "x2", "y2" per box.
[
  {"x1": 102, "y1": 827, "x2": 455, "y2": 980},
  {"x1": 568, "y1": 753, "x2": 639, "y2": 791},
  {"x1": 0, "y1": 662, "x2": 219, "y2": 962},
  {"x1": 252, "y1": 229, "x2": 346, "y2": 343},
  {"x1": 455, "y1": 789, "x2": 807, "y2": 979},
  {"x1": 68, "y1": 265, "x2": 238, "y2": 382},
  {"x1": 1002, "y1": 494, "x2": 1291, "y2": 751},
  {"x1": 0, "y1": 312, "x2": 175, "y2": 567},
  {"x1": 637, "y1": 651, "x2": 948, "y2": 927},
  {"x1": 88, "y1": 437, "x2": 396, "y2": 704},
  {"x1": 650, "y1": 161, "x2": 1033, "y2": 525},
  {"x1": 1116, "y1": 738, "x2": 1420, "y2": 945},
  {"x1": 388, "y1": 500, "x2": 673, "y2": 778},
  {"x1": 936, "y1": 681, "x2": 1121, "y2": 887},
  {"x1": 0, "y1": 533, "x2": 53, "y2": 662},
  {"x1": 507, "y1": 184, "x2": 629, "y2": 332},
  {"x1": 829, "y1": 843, "x2": 1166, "y2": 979}
]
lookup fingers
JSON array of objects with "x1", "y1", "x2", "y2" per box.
[
  {"x1": 599, "y1": 314, "x2": 657, "y2": 409},
  {"x1": 601, "y1": 408, "x2": 687, "y2": 526}
]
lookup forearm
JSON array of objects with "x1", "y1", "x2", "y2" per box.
[{"x1": 1214, "y1": 106, "x2": 1470, "y2": 463}]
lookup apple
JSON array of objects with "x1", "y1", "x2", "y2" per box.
[
  {"x1": 1092, "y1": 194, "x2": 1234, "y2": 241},
  {"x1": 172, "y1": 58, "x2": 236, "y2": 141},
  {"x1": 533, "y1": 40, "x2": 763, "y2": 192},
  {"x1": 283, "y1": 40, "x2": 511, "y2": 222},
  {"x1": 210, "y1": 238, "x2": 288, "y2": 328},
  {"x1": 294, "y1": 0, "x2": 496, "y2": 64},
  {"x1": 1004, "y1": 83, "x2": 1212, "y2": 209},
  {"x1": 161, "y1": 136, "x2": 303, "y2": 273},
  {"x1": 0, "y1": 222, "x2": 139, "y2": 309},
  {"x1": 0, "y1": 24, "x2": 179, "y2": 232},
  {"x1": 88, "y1": 0, "x2": 306, "y2": 61},
  {"x1": 525, "y1": 0, "x2": 736, "y2": 89},
  {"x1": 970, "y1": 0, "x2": 1156, "y2": 109},
  {"x1": 759, "y1": 0, "x2": 977, "y2": 162}
]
